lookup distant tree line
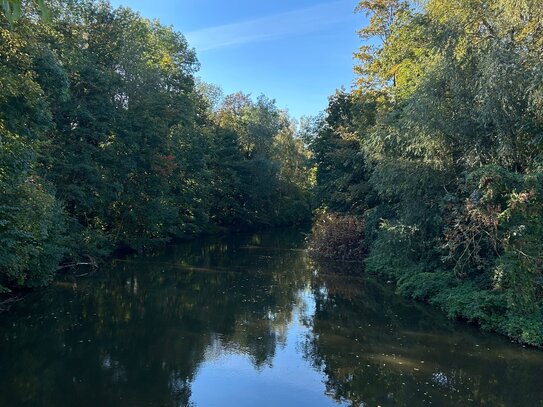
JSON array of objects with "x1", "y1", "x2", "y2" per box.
[{"x1": 0, "y1": 0, "x2": 311, "y2": 293}]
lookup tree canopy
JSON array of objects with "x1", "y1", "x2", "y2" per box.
[
  {"x1": 0, "y1": 0, "x2": 311, "y2": 293},
  {"x1": 309, "y1": 0, "x2": 543, "y2": 346}
]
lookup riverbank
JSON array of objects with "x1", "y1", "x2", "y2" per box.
[
  {"x1": 0, "y1": 221, "x2": 312, "y2": 313},
  {"x1": 306, "y1": 212, "x2": 543, "y2": 348}
]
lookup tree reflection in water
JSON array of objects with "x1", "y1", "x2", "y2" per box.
[
  {"x1": 304, "y1": 261, "x2": 543, "y2": 406},
  {"x1": 0, "y1": 229, "x2": 542, "y2": 406}
]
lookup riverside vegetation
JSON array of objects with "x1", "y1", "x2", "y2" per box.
[
  {"x1": 1, "y1": 0, "x2": 543, "y2": 347},
  {"x1": 0, "y1": 1, "x2": 312, "y2": 294},
  {"x1": 308, "y1": 0, "x2": 543, "y2": 346}
]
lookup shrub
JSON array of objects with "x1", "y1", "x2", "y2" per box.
[{"x1": 307, "y1": 210, "x2": 366, "y2": 261}]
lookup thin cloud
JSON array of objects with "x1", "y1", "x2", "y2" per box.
[{"x1": 186, "y1": 1, "x2": 355, "y2": 51}]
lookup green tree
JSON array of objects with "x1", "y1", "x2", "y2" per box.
[
  {"x1": 312, "y1": 0, "x2": 543, "y2": 346},
  {"x1": 0, "y1": 20, "x2": 65, "y2": 292},
  {"x1": 1, "y1": 0, "x2": 312, "y2": 294}
]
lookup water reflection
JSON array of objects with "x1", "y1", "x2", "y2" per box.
[
  {"x1": 305, "y1": 266, "x2": 543, "y2": 406},
  {"x1": 0, "y1": 229, "x2": 541, "y2": 406}
]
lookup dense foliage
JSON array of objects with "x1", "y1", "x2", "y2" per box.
[
  {"x1": 0, "y1": 0, "x2": 311, "y2": 293},
  {"x1": 310, "y1": 0, "x2": 543, "y2": 345}
]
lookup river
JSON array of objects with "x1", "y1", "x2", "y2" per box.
[{"x1": 0, "y1": 228, "x2": 542, "y2": 406}]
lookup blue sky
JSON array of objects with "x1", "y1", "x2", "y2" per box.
[{"x1": 109, "y1": 0, "x2": 365, "y2": 119}]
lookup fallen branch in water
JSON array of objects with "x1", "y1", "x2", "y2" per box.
[
  {"x1": 0, "y1": 295, "x2": 24, "y2": 312},
  {"x1": 57, "y1": 256, "x2": 98, "y2": 272}
]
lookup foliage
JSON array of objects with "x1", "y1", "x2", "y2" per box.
[
  {"x1": 0, "y1": 22, "x2": 65, "y2": 292},
  {"x1": 210, "y1": 92, "x2": 312, "y2": 229},
  {"x1": 310, "y1": 89, "x2": 375, "y2": 214},
  {"x1": 307, "y1": 210, "x2": 366, "y2": 262},
  {"x1": 0, "y1": 131, "x2": 66, "y2": 292},
  {"x1": 310, "y1": 0, "x2": 543, "y2": 346},
  {"x1": 1, "y1": 0, "x2": 49, "y2": 23},
  {"x1": 0, "y1": 1, "x2": 312, "y2": 293}
]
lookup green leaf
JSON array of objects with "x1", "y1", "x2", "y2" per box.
[
  {"x1": 1, "y1": 0, "x2": 49, "y2": 23},
  {"x1": 33, "y1": 0, "x2": 50, "y2": 21}
]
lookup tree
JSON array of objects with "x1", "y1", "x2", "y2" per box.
[
  {"x1": 0, "y1": 19, "x2": 64, "y2": 292},
  {"x1": 311, "y1": 0, "x2": 543, "y2": 346},
  {"x1": 0, "y1": 0, "x2": 312, "y2": 293},
  {"x1": 311, "y1": 89, "x2": 374, "y2": 214}
]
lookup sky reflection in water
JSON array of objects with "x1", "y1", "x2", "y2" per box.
[{"x1": 0, "y1": 229, "x2": 542, "y2": 406}]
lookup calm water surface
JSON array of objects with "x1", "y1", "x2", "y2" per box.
[{"x1": 1, "y1": 229, "x2": 542, "y2": 406}]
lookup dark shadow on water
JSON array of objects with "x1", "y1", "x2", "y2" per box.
[{"x1": 0, "y1": 228, "x2": 541, "y2": 406}]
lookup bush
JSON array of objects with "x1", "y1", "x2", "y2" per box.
[{"x1": 307, "y1": 210, "x2": 366, "y2": 261}]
